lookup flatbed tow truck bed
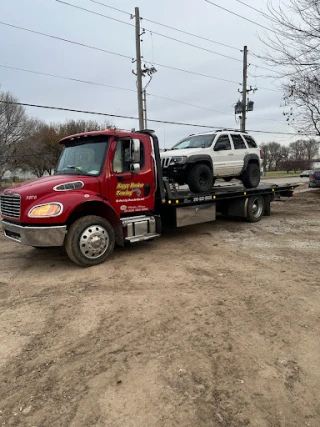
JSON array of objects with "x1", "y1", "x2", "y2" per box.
[{"x1": 160, "y1": 180, "x2": 298, "y2": 226}]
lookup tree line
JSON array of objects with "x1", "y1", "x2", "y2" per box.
[
  {"x1": 260, "y1": 140, "x2": 319, "y2": 172},
  {"x1": 0, "y1": 90, "x2": 111, "y2": 178}
]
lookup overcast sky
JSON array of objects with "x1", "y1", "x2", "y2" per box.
[{"x1": 0, "y1": 0, "x2": 298, "y2": 147}]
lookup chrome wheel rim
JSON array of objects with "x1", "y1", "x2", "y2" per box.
[
  {"x1": 251, "y1": 198, "x2": 263, "y2": 219},
  {"x1": 79, "y1": 225, "x2": 109, "y2": 259}
]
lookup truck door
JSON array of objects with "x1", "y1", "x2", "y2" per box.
[{"x1": 108, "y1": 136, "x2": 156, "y2": 217}]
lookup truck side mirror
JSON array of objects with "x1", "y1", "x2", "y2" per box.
[
  {"x1": 130, "y1": 163, "x2": 141, "y2": 174},
  {"x1": 130, "y1": 139, "x2": 141, "y2": 163}
]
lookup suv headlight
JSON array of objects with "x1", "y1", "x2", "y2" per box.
[
  {"x1": 170, "y1": 156, "x2": 187, "y2": 165},
  {"x1": 28, "y1": 203, "x2": 63, "y2": 218}
]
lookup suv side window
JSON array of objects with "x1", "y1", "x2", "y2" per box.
[
  {"x1": 243, "y1": 135, "x2": 257, "y2": 148},
  {"x1": 214, "y1": 135, "x2": 231, "y2": 151},
  {"x1": 113, "y1": 140, "x2": 145, "y2": 173},
  {"x1": 231, "y1": 134, "x2": 247, "y2": 149}
]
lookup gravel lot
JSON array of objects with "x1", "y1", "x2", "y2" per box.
[{"x1": 1, "y1": 189, "x2": 320, "y2": 427}]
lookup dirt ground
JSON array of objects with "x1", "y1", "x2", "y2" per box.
[{"x1": 1, "y1": 189, "x2": 320, "y2": 427}]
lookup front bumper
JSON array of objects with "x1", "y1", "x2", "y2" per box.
[{"x1": 1, "y1": 220, "x2": 67, "y2": 247}]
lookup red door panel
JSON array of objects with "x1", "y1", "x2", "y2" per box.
[{"x1": 107, "y1": 136, "x2": 156, "y2": 217}]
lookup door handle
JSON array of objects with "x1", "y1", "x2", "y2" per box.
[
  {"x1": 144, "y1": 183, "x2": 151, "y2": 196},
  {"x1": 228, "y1": 153, "x2": 234, "y2": 156}
]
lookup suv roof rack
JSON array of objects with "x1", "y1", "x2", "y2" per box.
[{"x1": 215, "y1": 128, "x2": 247, "y2": 133}]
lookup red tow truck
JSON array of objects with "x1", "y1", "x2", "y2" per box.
[{"x1": 0, "y1": 129, "x2": 297, "y2": 267}]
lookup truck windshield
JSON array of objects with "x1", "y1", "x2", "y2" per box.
[
  {"x1": 55, "y1": 138, "x2": 109, "y2": 176},
  {"x1": 172, "y1": 134, "x2": 216, "y2": 150}
]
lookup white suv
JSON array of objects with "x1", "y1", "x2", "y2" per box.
[{"x1": 160, "y1": 130, "x2": 262, "y2": 193}]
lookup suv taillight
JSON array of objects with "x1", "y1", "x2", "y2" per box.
[
  {"x1": 260, "y1": 149, "x2": 263, "y2": 159},
  {"x1": 313, "y1": 173, "x2": 317, "y2": 180}
]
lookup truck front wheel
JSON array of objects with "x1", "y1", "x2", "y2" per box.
[
  {"x1": 187, "y1": 164, "x2": 214, "y2": 193},
  {"x1": 65, "y1": 215, "x2": 115, "y2": 267}
]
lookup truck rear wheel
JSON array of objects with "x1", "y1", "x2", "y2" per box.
[
  {"x1": 246, "y1": 195, "x2": 264, "y2": 222},
  {"x1": 187, "y1": 164, "x2": 214, "y2": 193},
  {"x1": 241, "y1": 162, "x2": 260, "y2": 188},
  {"x1": 65, "y1": 215, "x2": 115, "y2": 267}
]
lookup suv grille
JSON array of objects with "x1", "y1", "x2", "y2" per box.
[
  {"x1": 161, "y1": 157, "x2": 171, "y2": 168},
  {"x1": 0, "y1": 194, "x2": 21, "y2": 219}
]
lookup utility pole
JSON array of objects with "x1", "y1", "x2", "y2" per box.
[
  {"x1": 135, "y1": 7, "x2": 144, "y2": 129},
  {"x1": 241, "y1": 45, "x2": 248, "y2": 132},
  {"x1": 143, "y1": 89, "x2": 148, "y2": 129}
]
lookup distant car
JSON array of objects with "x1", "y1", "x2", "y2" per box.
[
  {"x1": 309, "y1": 171, "x2": 320, "y2": 187},
  {"x1": 300, "y1": 170, "x2": 314, "y2": 178}
]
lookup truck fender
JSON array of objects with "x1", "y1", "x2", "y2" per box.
[
  {"x1": 186, "y1": 155, "x2": 213, "y2": 171},
  {"x1": 65, "y1": 199, "x2": 124, "y2": 247},
  {"x1": 242, "y1": 154, "x2": 260, "y2": 172}
]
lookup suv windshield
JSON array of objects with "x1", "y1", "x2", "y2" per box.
[
  {"x1": 172, "y1": 134, "x2": 216, "y2": 150},
  {"x1": 55, "y1": 137, "x2": 109, "y2": 176}
]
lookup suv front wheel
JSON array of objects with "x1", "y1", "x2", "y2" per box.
[
  {"x1": 241, "y1": 162, "x2": 260, "y2": 188},
  {"x1": 187, "y1": 164, "x2": 214, "y2": 193}
]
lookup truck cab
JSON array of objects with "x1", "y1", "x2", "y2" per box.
[{"x1": 1, "y1": 130, "x2": 163, "y2": 266}]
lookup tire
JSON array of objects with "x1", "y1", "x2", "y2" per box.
[
  {"x1": 65, "y1": 215, "x2": 115, "y2": 267},
  {"x1": 241, "y1": 162, "x2": 260, "y2": 188},
  {"x1": 246, "y1": 195, "x2": 264, "y2": 222},
  {"x1": 223, "y1": 177, "x2": 233, "y2": 182},
  {"x1": 187, "y1": 164, "x2": 214, "y2": 193}
]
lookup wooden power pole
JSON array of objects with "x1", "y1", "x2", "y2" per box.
[
  {"x1": 135, "y1": 7, "x2": 144, "y2": 130},
  {"x1": 241, "y1": 45, "x2": 248, "y2": 132}
]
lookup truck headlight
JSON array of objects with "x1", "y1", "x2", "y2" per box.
[
  {"x1": 170, "y1": 156, "x2": 187, "y2": 165},
  {"x1": 28, "y1": 203, "x2": 63, "y2": 218}
]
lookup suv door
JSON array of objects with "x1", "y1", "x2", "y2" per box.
[
  {"x1": 212, "y1": 134, "x2": 234, "y2": 176},
  {"x1": 230, "y1": 134, "x2": 248, "y2": 174}
]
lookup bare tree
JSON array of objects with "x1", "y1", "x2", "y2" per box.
[
  {"x1": 260, "y1": 0, "x2": 320, "y2": 134},
  {"x1": 14, "y1": 119, "x2": 111, "y2": 177},
  {"x1": 0, "y1": 91, "x2": 28, "y2": 177},
  {"x1": 303, "y1": 138, "x2": 319, "y2": 163}
]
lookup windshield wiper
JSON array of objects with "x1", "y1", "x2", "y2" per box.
[{"x1": 58, "y1": 166, "x2": 91, "y2": 176}]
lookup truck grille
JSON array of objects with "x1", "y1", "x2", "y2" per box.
[
  {"x1": 0, "y1": 194, "x2": 21, "y2": 219},
  {"x1": 161, "y1": 157, "x2": 171, "y2": 168}
]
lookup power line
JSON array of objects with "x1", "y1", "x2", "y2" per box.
[
  {"x1": 57, "y1": 0, "x2": 280, "y2": 78},
  {"x1": 90, "y1": 0, "x2": 240, "y2": 52},
  {"x1": 55, "y1": 0, "x2": 243, "y2": 63},
  {"x1": 0, "y1": 64, "x2": 234, "y2": 116},
  {"x1": 0, "y1": 20, "x2": 133, "y2": 59},
  {"x1": 90, "y1": 0, "x2": 131, "y2": 16},
  {"x1": 0, "y1": 19, "x2": 280, "y2": 92},
  {"x1": 0, "y1": 100, "x2": 307, "y2": 135},
  {"x1": 233, "y1": 0, "x2": 276, "y2": 22},
  {"x1": 0, "y1": 63, "x2": 285, "y2": 121},
  {"x1": 205, "y1": 0, "x2": 280, "y2": 35},
  {"x1": 0, "y1": 64, "x2": 136, "y2": 94}
]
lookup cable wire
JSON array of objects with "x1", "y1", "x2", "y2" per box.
[
  {"x1": 55, "y1": 0, "x2": 243, "y2": 63},
  {"x1": 87, "y1": 0, "x2": 282, "y2": 76},
  {"x1": 0, "y1": 20, "x2": 133, "y2": 60},
  {"x1": 90, "y1": 0, "x2": 240, "y2": 52},
  {"x1": 0, "y1": 63, "x2": 234, "y2": 116},
  {"x1": 233, "y1": 0, "x2": 277, "y2": 22},
  {"x1": 0, "y1": 63, "x2": 285, "y2": 120},
  {"x1": 205, "y1": 0, "x2": 281, "y2": 35},
  {"x1": 0, "y1": 20, "x2": 281, "y2": 93},
  {"x1": 0, "y1": 100, "x2": 306, "y2": 135}
]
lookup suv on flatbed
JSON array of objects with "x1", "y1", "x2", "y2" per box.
[{"x1": 160, "y1": 130, "x2": 262, "y2": 193}]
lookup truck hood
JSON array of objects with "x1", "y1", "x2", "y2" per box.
[
  {"x1": 160, "y1": 148, "x2": 204, "y2": 158},
  {"x1": 1, "y1": 175, "x2": 101, "y2": 199}
]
